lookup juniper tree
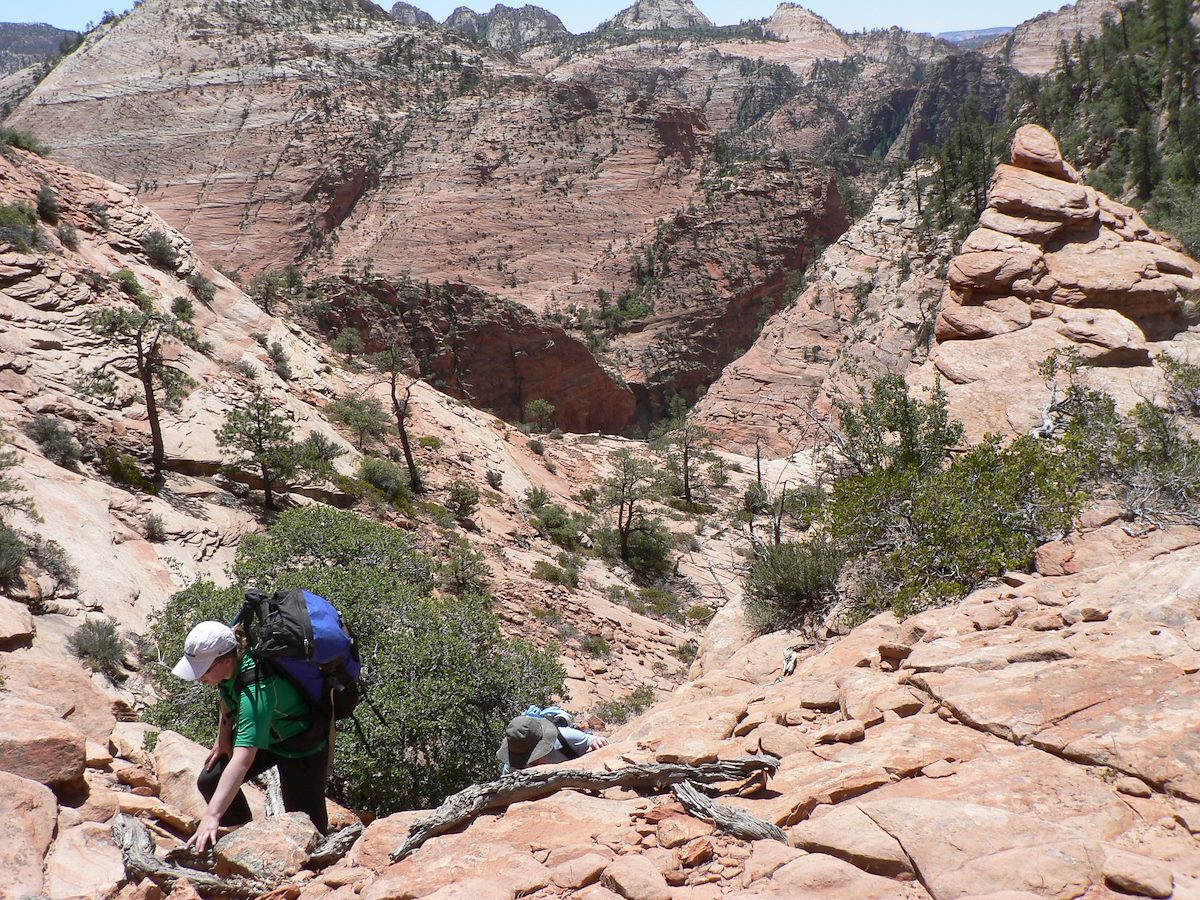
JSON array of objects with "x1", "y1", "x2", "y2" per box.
[
  {"x1": 217, "y1": 392, "x2": 298, "y2": 510},
  {"x1": 83, "y1": 278, "x2": 208, "y2": 482},
  {"x1": 369, "y1": 329, "x2": 422, "y2": 493}
]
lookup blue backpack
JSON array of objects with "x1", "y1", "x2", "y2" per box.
[
  {"x1": 236, "y1": 588, "x2": 363, "y2": 723},
  {"x1": 522, "y1": 704, "x2": 574, "y2": 728}
]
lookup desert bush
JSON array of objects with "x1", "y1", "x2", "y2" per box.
[
  {"x1": 531, "y1": 502, "x2": 592, "y2": 551},
  {"x1": 358, "y1": 456, "x2": 410, "y2": 503},
  {"x1": 187, "y1": 272, "x2": 216, "y2": 305},
  {"x1": 527, "y1": 438, "x2": 545, "y2": 456},
  {"x1": 0, "y1": 523, "x2": 25, "y2": 584},
  {"x1": 418, "y1": 435, "x2": 442, "y2": 450},
  {"x1": 68, "y1": 619, "x2": 126, "y2": 680},
  {"x1": 525, "y1": 486, "x2": 550, "y2": 511},
  {"x1": 0, "y1": 202, "x2": 37, "y2": 251},
  {"x1": 673, "y1": 640, "x2": 698, "y2": 664},
  {"x1": 144, "y1": 513, "x2": 166, "y2": 542},
  {"x1": 524, "y1": 398, "x2": 556, "y2": 433},
  {"x1": 0, "y1": 127, "x2": 49, "y2": 156},
  {"x1": 445, "y1": 480, "x2": 480, "y2": 521},
  {"x1": 485, "y1": 469, "x2": 503, "y2": 489},
  {"x1": 592, "y1": 686, "x2": 655, "y2": 726},
  {"x1": 579, "y1": 633, "x2": 610, "y2": 658},
  {"x1": 744, "y1": 536, "x2": 845, "y2": 633},
  {"x1": 100, "y1": 447, "x2": 156, "y2": 493},
  {"x1": 35, "y1": 186, "x2": 59, "y2": 224},
  {"x1": 140, "y1": 230, "x2": 179, "y2": 269},
  {"x1": 439, "y1": 543, "x2": 491, "y2": 595},
  {"x1": 531, "y1": 556, "x2": 579, "y2": 588},
  {"x1": 171, "y1": 296, "x2": 195, "y2": 322},
  {"x1": 330, "y1": 396, "x2": 388, "y2": 450},
  {"x1": 144, "y1": 505, "x2": 564, "y2": 813},
  {"x1": 57, "y1": 222, "x2": 78, "y2": 250},
  {"x1": 268, "y1": 342, "x2": 293, "y2": 380},
  {"x1": 24, "y1": 533, "x2": 77, "y2": 589},
  {"x1": 22, "y1": 415, "x2": 80, "y2": 469}
]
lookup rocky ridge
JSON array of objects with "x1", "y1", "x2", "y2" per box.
[
  {"x1": 389, "y1": 3, "x2": 437, "y2": 27},
  {"x1": 602, "y1": 0, "x2": 714, "y2": 32},
  {"x1": 441, "y1": 4, "x2": 570, "y2": 53}
]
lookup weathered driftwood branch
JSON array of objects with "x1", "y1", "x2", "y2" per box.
[
  {"x1": 112, "y1": 814, "x2": 273, "y2": 898},
  {"x1": 391, "y1": 755, "x2": 780, "y2": 862},
  {"x1": 309, "y1": 822, "x2": 365, "y2": 870},
  {"x1": 672, "y1": 780, "x2": 787, "y2": 843}
]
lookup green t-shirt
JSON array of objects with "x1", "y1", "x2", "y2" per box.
[{"x1": 219, "y1": 655, "x2": 326, "y2": 759}]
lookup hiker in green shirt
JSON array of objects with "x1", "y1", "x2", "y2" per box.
[{"x1": 172, "y1": 621, "x2": 330, "y2": 851}]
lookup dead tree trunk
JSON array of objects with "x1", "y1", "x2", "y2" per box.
[{"x1": 391, "y1": 756, "x2": 780, "y2": 862}]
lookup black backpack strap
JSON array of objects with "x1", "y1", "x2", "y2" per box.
[
  {"x1": 555, "y1": 726, "x2": 583, "y2": 760},
  {"x1": 234, "y1": 659, "x2": 329, "y2": 755}
]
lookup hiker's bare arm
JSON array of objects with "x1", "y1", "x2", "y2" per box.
[
  {"x1": 586, "y1": 735, "x2": 609, "y2": 752},
  {"x1": 206, "y1": 707, "x2": 234, "y2": 769},
  {"x1": 188, "y1": 745, "x2": 257, "y2": 851}
]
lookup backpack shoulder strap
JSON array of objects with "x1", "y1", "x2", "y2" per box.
[{"x1": 555, "y1": 726, "x2": 583, "y2": 761}]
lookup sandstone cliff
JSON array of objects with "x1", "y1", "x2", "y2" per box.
[
  {"x1": 389, "y1": 2, "x2": 437, "y2": 27},
  {"x1": 983, "y1": 0, "x2": 1121, "y2": 75},
  {"x1": 442, "y1": 4, "x2": 570, "y2": 52}
]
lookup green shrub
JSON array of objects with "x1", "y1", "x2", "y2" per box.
[
  {"x1": 439, "y1": 543, "x2": 491, "y2": 595},
  {"x1": 170, "y1": 295, "x2": 195, "y2": 322},
  {"x1": 331, "y1": 328, "x2": 365, "y2": 360},
  {"x1": 100, "y1": 447, "x2": 156, "y2": 493},
  {"x1": 231, "y1": 359, "x2": 257, "y2": 380},
  {"x1": 445, "y1": 480, "x2": 480, "y2": 521},
  {"x1": 544, "y1": 460, "x2": 558, "y2": 475},
  {"x1": 145, "y1": 505, "x2": 564, "y2": 813},
  {"x1": 22, "y1": 415, "x2": 80, "y2": 469},
  {"x1": 673, "y1": 640, "x2": 698, "y2": 664},
  {"x1": 592, "y1": 686, "x2": 655, "y2": 726},
  {"x1": 145, "y1": 513, "x2": 166, "y2": 542},
  {"x1": 24, "y1": 533, "x2": 77, "y2": 589},
  {"x1": 0, "y1": 127, "x2": 49, "y2": 156},
  {"x1": 636, "y1": 586, "x2": 683, "y2": 623},
  {"x1": 187, "y1": 272, "x2": 216, "y2": 305},
  {"x1": 531, "y1": 502, "x2": 592, "y2": 551},
  {"x1": 36, "y1": 186, "x2": 59, "y2": 224},
  {"x1": 418, "y1": 435, "x2": 442, "y2": 450},
  {"x1": 0, "y1": 523, "x2": 25, "y2": 584},
  {"x1": 532, "y1": 556, "x2": 579, "y2": 588},
  {"x1": 549, "y1": 428, "x2": 564, "y2": 440},
  {"x1": 140, "y1": 230, "x2": 179, "y2": 269},
  {"x1": 595, "y1": 519, "x2": 673, "y2": 580},
  {"x1": 579, "y1": 633, "x2": 610, "y2": 657},
  {"x1": 744, "y1": 536, "x2": 845, "y2": 633},
  {"x1": 524, "y1": 398, "x2": 556, "y2": 432},
  {"x1": 0, "y1": 202, "x2": 37, "y2": 251},
  {"x1": 268, "y1": 342, "x2": 293, "y2": 380},
  {"x1": 57, "y1": 222, "x2": 78, "y2": 250},
  {"x1": 110, "y1": 268, "x2": 147, "y2": 302},
  {"x1": 525, "y1": 486, "x2": 550, "y2": 511},
  {"x1": 527, "y1": 439, "x2": 546, "y2": 456},
  {"x1": 485, "y1": 469, "x2": 503, "y2": 489},
  {"x1": 68, "y1": 619, "x2": 126, "y2": 680},
  {"x1": 330, "y1": 397, "x2": 388, "y2": 450},
  {"x1": 358, "y1": 456, "x2": 410, "y2": 503}
]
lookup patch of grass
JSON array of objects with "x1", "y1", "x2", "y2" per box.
[
  {"x1": 418, "y1": 435, "x2": 443, "y2": 450},
  {"x1": 579, "y1": 633, "x2": 611, "y2": 658}
]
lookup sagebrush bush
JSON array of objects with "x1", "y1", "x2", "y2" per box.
[
  {"x1": 579, "y1": 633, "x2": 610, "y2": 657},
  {"x1": 485, "y1": 469, "x2": 503, "y2": 489},
  {"x1": 68, "y1": 619, "x2": 126, "y2": 680},
  {"x1": 36, "y1": 186, "x2": 59, "y2": 224},
  {"x1": 140, "y1": 230, "x2": 179, "y2": 269},
  {"x1": 0, "y1": 523, "x2": 25, "y2": 584},
  {"x1": 144, "y1": 513, "x2": 166, "y2": 542},
  {"x1": 0, "y1": 127, "x2": 48, "y2": 156},
  {"x1": 592, "y1": 686, "x2": 655, "y2": 726},
  {"x1": 527, "y1": 439, "x2": 545, "y2": 456},
  {"x1": 187, "y1": 272, "x2": 216, "y2": 305},
  {"x1": 438, "y1": 543, "x2": 491, "y2": 595},
  {"x1": 144, "y1": 505, "x2": 564, "y2": 813},
  {"x1": 0, "y1": 202, "x2": 38, "y2": 251},
  {"x1": 744, "y1": 536, "x2": 845, "y2": 633},
  {"x1": 358, "y1": 456, "x2": 410, "y2": 503},
  {"x1": 22, "y1": 415, "x2": 80, "y2": 469},
  {"x1": 24, "y1": 533, "x2": 78, "y2": 588},
  {"x1": 100, "y1": 447, "x2": 156, "y2": 494},
  {"x1": 57, "y1": 222, "x2": 78, "y2": 250}
]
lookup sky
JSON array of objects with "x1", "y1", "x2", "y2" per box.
[{"x1": 2, "y1": 0, "x2": 1070, "y2": 37}]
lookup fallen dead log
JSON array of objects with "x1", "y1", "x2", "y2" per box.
[
  {"x1": 111, "y1": 813, "x2": 274, "y2": 898},
  {"x1": 391, "y1": 755, "x2": 780, "y2": 862},
  {"x1": 672, "y1": 780, "x2": 787, "y2": 843}
]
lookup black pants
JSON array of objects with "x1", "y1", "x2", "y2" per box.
[{"x1": 197, "y1": 748, "x2": 329, "y2": 833}]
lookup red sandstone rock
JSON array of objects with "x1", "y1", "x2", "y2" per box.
[
  {"x1": 0, "y1": 771, "x2": 57, "y2": 897},
  {"x1": 216, "y1": 812, "x2": 321, "y2": 882},
  {"x1": 0, "y1": 694, "x2": 86, "y2": 787},
  {"x1": 601, "y1": 854, "x2": 672, "y2": 900},
  {"x1": 43, "y1": 821, "x2": 127, "y2": 899}
]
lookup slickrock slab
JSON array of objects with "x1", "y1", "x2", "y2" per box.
[
  {"x1": 43, "y1": 821, "x2": 127, "y2": 899},
  {"x1": 0, "y1": 656, "x2": 117, "y2": 742},
  {"x1": 860, "y1": 798, "x2": 1104, "y2": 898},
  {"x1": 0, "y1": 770, "x2": 58, "y2": 898},
  {"x1": 0, "y1": 595, "x2": 34, "y2": 646},
  {"x1": 728, "y1": 852, "x2": 929, "y2": 898},
  {"x1": 790, "y1": 804, "x2": 913, "y2": 877}
]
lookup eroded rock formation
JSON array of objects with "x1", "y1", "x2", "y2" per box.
[
  {"x1": 916, "y1": 124, "x2": 1200, "y2": 440},
  {"x1": 983, "y1": 0, "x2": 1121, "y2": 75}
]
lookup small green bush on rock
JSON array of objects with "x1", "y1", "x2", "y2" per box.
[{"x1": 68, "y1": 619, "x2": 126, "y2": 680}]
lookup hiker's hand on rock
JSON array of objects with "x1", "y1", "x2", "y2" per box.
[
  {"x1": 205, "y1": 736, "x2": 232, "y2": 769},
  {"x1": 587, "y1": 735, "x2": 610, "y2": 752},
  {"x1": 188, "y1": 813, "x2": 221, "y2": 852}
]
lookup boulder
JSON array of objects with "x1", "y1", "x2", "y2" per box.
[
  {"x1": 346, "y1": 808, "x2": 431, "y2": 870},
  {"x1": 728, "y1": 852, "x2": 914, "y2": 898},
  {"x1": 0, "y1": 770, "x2": 58, "y2": 898},
  {"x1": 1102, "y1": 848, "x2": 1174, "y2": 898},
  {"x1": 1011, "y1": 124, "x2": 1081, "y2": 183},
  {"x1": 813, "y1": 720, "x2": 865, "y2": 744},
  {"x1": 0, "y1": 657, "x2": 117, "y2": 742},
  {"x1": 43, "y1": 821, "x2": 128, "y2": 899},
  {"x1": 0, "y1": 694, "x2": 87, "y2": 787},
  {"x1": 988, "y1": 164, "x2": 1097, "y2": 226},
  {"x1": 216, "y1": 811, "x2": 321, "y2": 881},
  {"x1": 656, "y1": 814, "x2": 714, "y2": 849},
  {"x1": 0, "y1": 595, "x2": 34, "y2": 646},
  {"x1": 551, "y1": 851, "x2": 610, "y2": 889},
  {"x1": 601, "y1": 854, "x2": 672, "y2": 900}
]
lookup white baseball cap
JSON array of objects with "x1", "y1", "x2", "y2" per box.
[{"x1": 171, "y1": 621, "x2": 237, "y2": 681}]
